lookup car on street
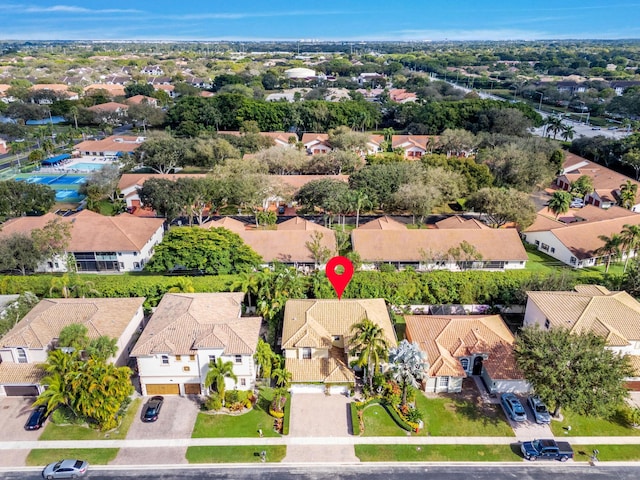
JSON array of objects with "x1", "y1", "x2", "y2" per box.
[
  {"x1": 142, "y1": 395, "x2": 164, "y2": 422},
  {"x1": 521, "y1": 439, "x2": 573, "y2": 461},
  {"x1": 501, "y1": 393, "x2": 527, "y2": 422},
  {"x1": 42, "y1": 459, "x2": 89, "y2": 479},
  {"x1": 24, "y1": 405, "x2": 47, "y2": 430},
  {"x1": 527, "y1": 395, "x2": 552, "y2": 424},
  {"x1": 591, "y1": 126, "x2": 602, "y2": 130}
]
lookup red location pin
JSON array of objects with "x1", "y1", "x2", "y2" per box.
[{"x1": 325, "y1": 256, "x2": 354, "y2": 300}]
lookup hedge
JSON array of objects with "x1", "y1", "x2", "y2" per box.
[
  {"x1": 282, "y1": 394, "x2": 292, "y2": 435},
  {"x1": 350, "y1": 402, "x2": 361, "y2": 435}
]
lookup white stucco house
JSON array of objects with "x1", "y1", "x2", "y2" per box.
[
  {"x1": 0, "y1": 297, "x2": 145, "y2": 396},
  {"x1": 524, "y1": 285, "x2": 640, "y2": 390},
  {"x1": 131, "y1": 293, "x2": 262, "y2": 396},
  {"x1": 405, "y1": 314, "x2": 529, "y2": 394}
]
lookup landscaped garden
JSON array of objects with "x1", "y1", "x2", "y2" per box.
[{"x1": 191, "y1": 387, "x2": 283, "y2": 438}]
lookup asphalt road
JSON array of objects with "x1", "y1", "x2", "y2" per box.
[{"x1": 2, "y1": 464, "x2": 640, "y2": 480}]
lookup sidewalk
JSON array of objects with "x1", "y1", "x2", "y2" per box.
[{"x1": 1, "y1": 435, "x2": 640, "y2": 450}]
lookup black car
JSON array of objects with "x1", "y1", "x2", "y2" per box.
[
  {"x1": 142, "y1": 396, "x2": 164, "y2": 422},
  {"x1": 24, "y1": 405, "x2": 47, "y2": 430}
]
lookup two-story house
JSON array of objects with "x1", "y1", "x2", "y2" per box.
[
  {"x1": 0, "y1": 297, "x2": 145, "y2": 396},
  {"x1": 131, "y1": 293, "x2": 261, "y2": 396},
  {"x1": 282, "y1": 298, "x2": 397, "y2": 394},
  {"x1": 524, "y1": 285, "x2": 640, "y2": 390}
]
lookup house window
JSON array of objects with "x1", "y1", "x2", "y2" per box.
[
  {"x1": 208, "y1": 355, "x2": 216, "y2": 364},
  {"x1": 333, "y1": 335, "x2": 340, "y2": 341},
  {"x1": 189, "y1": 355, "x2": 196, "y2": 361},
  {"x1": 235, "y1": 355, "x2": 242, "y2": 364},
  {"x1": 133, "y1": 262, "x2": 140, "y2": 269},
  {"x1": 535, "y1": 240, "x2": 540, "y2": 246},
  {"x1": 439, "y1": 376, "x2": 450, "y2": 388},
  {"x1": 161, "y1": 355, "x2": 169, "y2": 365},
  {"x1": 182, "y1": 366, "x2": 190, "y2": 372},
  {"x1": 119, "y1": 262, "x2": 125, "y2": 269},
  {"x1": 17, "y1": 348, "x2": 27, "y2": 364},
  {"x1": 570, "y1": 257, "x2": 577, "y2": 265},
  {"x1": 544, "y1": 319, "x2": 550, "y2": 329},
  {"x1": 460, "y1": 358, "x2": 469, "y2": 372},
  {"x1": 302, "y1": 348, "x2": 312, "y2": 360},
  {"x1": 541, "y1": 243, "x2": 550, "y2": 252},
  {"x1": 240, "y1": 378, "x2": 246, "y2": 386},
  {"x1": 550, "y1": 247, "x2": 555, "y2": 253},
  {"x1": 175, "y1": 355, "x2": 181, "y2": 361}
]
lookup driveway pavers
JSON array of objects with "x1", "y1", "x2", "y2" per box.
[
  {"x1": 111, "y1": 395, "x2": 200, "y2": 465},
  {"x1": 0, "y1": 397, "x2": 45, "y2": 467},
  {"x1": 284, "y1": 393, "x2": 359, "y2": 463}
]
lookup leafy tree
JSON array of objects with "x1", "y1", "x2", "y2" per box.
[
  {"x1": 294, "y1": 178, "x2": 350, "y2": 213},
  {"x1": 547, "y1": 191, "x2": 572, "y2": 218},
  {"x1": 205, "y1": 357, "x2": 237, "y2": 399},
  {"x1": 327, "y1": 125, "x2": 370, "y2": 153},
  {"x1": 0, "y1": 180, "x2": 56, "y2": 218},
  {"x1": 350, "y1": 318, "x2": 390, "y2": 390},
  {"x1": 393, "y1": 181, "x2": 441, "y2": 224},
  {"x1": 135, "y1": 133, "x2": 187, "y2": 174},
  {"x1": 184, "y1": 137, "x2": 240, "y2": 168},
  {"x1": 305, "y1": 231, "x2": 333, "y2": 269},
  {"x1": 0, "y1": 233, "x2": 42, "y2": 275},
  {"x1": 127, "y1": 103, "x2": 166, "y2": 131},
  {"x1": 0, "y1": 292, "x2": 39, "y2": 338},
  {"x1": 622, "y1": 149, "x2": 640, "y2": 180},
  {"x1": 349, "y1": 163, "x2": 421, "y2": 210},
  {"x1": 125, "y1": 82, "x2": 154, "y2": 98},
  {"x1": 388, "y1": 340, "x2": 429, "y2": 407},
  {"x1": 255, "y1": 146, "x2": 309, "y2": 175},
  {"x1": 146, "y1": 227, "x2": 262, "y2": 275},
  {"x1": 515, "y1": 327, "x2": 633, "y2": 417},
  {"x1": 570, "y1": 175, "x2": 594, "y2": 199},
  {"x1": 137, "y1": 178, "x2": 184, "y2": 222},
  {"x1": 467, "y1": 187, "x2": 537, "y2": 229},
  {"x1": 58, "y1": 323, "x2": 90, "y2": 352}
]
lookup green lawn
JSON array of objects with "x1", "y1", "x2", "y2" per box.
[
  {"x1": 360, "y1": 392, "x2": 513, "y2": 437},
  {"x1": 420, "y1": 393, "x2": 514, "y2": 437},
  {"x1": 550, "y1": 410, "x2": 640, "y2": 436},
  {"x1": 192, "y1": 387, "x2": 282, "y2": 438},
  {"x1": 186, "y1": 445, "x2": 286, "y2": 463},
  {"x1": 523, "y1": 244, "x2": 565, "y2": 272},
  {"x1": 355, "y1": 444, "x2": 519, "y2": 462},
  {"x1": 39, "y1": 398, "x2": 141, "y2": 441},
  {"x1": 571, "y1": 444, "x2": 640, "y2": 462},
  {"x1": 26, "y1": 448, "x2": 119, "y2": 466}
]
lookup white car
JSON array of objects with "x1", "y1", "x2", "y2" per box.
[{"x1": 570, "y1": 198, "x2": 584, "y2": 208}]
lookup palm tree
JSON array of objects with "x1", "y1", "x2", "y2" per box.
[
  {"x1": 351, "y1": 190, "x2": 372, "y2": 228},
  {"x1": 619, "y1": 180, "x2": 638, "y2": 209},
  {"x1": 205, "y1": 357, "x2": 237, "y2": 399},
  {"x1": 230, "y1": 272, "x2": 260, "y2": 310},
  {"x1": 388, "y1": 340, "x2": 429, "y2": 407},
  {"x1": 547, "y1": 191, "x2": 572, "y2": 219},
  {"x1": 350, "y1": 318, "x2": 390, "y2": 390},
  {"x1": 596, "y1": 233, "x2": 623, "y2": 272},
  {"x1": 620, "y1": 224, "x2": 640, "y2": 272},
  {"x1": 271, "y1": 365, "x2": 292, "y2": 389},
  {"x1": 560, "y1": 124, "x2": 575, "y2": 142},
  {"x1": 167, "y1": 277, "x2": 195, "y2": 293},
  {"x1": 254, "y1": 339, "x2": 276, "y2": 380},
  {"x1": 545, "y1": 116, "x2": 564, "y2": 140}
]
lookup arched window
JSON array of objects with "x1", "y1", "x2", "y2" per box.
[{"x1": 460, "y1": 358, "x2": 469, "y2": 371}]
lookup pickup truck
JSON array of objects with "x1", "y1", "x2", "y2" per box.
[{"x1": 521, "y1": 439, "x2": 573, "y2": 462}]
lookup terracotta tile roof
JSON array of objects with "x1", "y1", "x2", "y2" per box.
[
  {"x1": 301, "y1": 133, "x2": 331, "y2": 147},
  {"x1": 31, "y1": 84, "x2": 72, "y2": 93},
  {"x1": 351, "y1": 228, "x2": 528, "y2": 262},
  {"x1": 527, "y1": 286, "x2": 640, "y2": 346},
  {"x1": 1, "y1": 297, "x2": 145, "y2": 349},
  {"x1": 545, "y1": 215, "x2": 640, "y2": 260},
  {"x1": 277, "y1": 217, "x2": 327, "y2": 231},
  {"x1": 75, "y1": 135, "x2": 145, "y2": 154},
  {"x1": 628, "y1": 355, "x2": 640, "y2": 376},
  {"x1": 125, "y1": 95, "x2": 157, "y2": 105},
  {"x1": 131, "y1": 293, "x2": 261, "y2": 356},
  {"x1": 358, "y1": 216, "x2": 407, "y2": 230},
  {"x1": 392, "y1": 135, "x2": 437, "y2": 151},
  {"x1": 282, "y1": 299, "x2": 397, "y2": 350},
  {"x1": 435, "y1": 216, "x2": 488, "y2": 229},
  {"x1": 271, "y1": 175, "x2": 349, "y2": 191},
  {"x1": 236, "y1": 227, "x2": 337, "y2": 264},
  {"x1": 286, "y1": 347, "x2": 355, "y2": 383},
  {"x1": 405, "y1": 315, "x2": 522, "y2": 380},
  {"x1": 0, "y1": 363, "x2": 45, "y2": 384},
  {"x1": 87, "y1": 102, "x2": 129, "y2": 113},
  {"x1": 0, "y1": 210, "x2": 164, "y2": 253},
  {"x1": 153, "y1": 84, "x2": 175, "y2": 92},
  {"x1": 84, "y1": 84, "x2": 126, "y2": 96},
  {"x1": 201, "y1": 217, "x2": 246, "y2": 232}
]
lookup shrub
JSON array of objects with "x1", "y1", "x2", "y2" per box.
[
  {"x1": 379, "y1": 263, "x2": 397, "y2": 273},
  {"x1": 225, "y1": 389, "x2": 240, "y2": 404},
  {"x1": 203, "y1": 394, "x2": 223, "y2": 411},
  {"x1": 350, "y1": 402, "x2": 361, "y2": 435}
]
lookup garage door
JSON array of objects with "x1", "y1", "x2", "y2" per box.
[
  {"x1": 625, "y1": 381, "x2": 640, "y2": 391},
  {"x1": 4, "y1": 385, "x2": 39, "y2": 396},
  {"x1": 145, "y1": 384, "x2": 179, "y2": 395},
  {"x1": 290, "y1": 384, "x2": 326, "y2": 394},
  {"x1": 184, "y1": 383, "x2": 201, "y2": 395}
]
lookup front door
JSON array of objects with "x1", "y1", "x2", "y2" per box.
[{"x1": 472, "y1": 356, "x2": 483, "y2": 375}]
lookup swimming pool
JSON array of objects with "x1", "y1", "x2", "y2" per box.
[
  {"x1": 68, "y1": 162, "x2": 107, "y2": 172},
  {"x1": 55, "y1": 190, "x2": 83, "y2": 201}
]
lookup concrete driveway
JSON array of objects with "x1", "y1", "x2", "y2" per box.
[
  {"x1": 499, "y1": 394, "x2": 553, "y2": 441},
  {"x1": 111, "y1": 395, "x2": 201, "y2": 465},
  {"x1": 284, "y1": 393, "x2": 359, "y2": 463},
  {"x1": 0, "y1": 397, "x2": 43, "y2": 467}
]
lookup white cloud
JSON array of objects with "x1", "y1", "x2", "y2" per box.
[{"x1": 23, "y1": 5, "x2": 142, "y2": 14}]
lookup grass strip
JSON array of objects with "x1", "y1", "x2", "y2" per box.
[
  {"x1": 26, "y1": 448, "x2": 119, "y2": 466},
  {"x1": 186, "y1": 445, "x2": 286, "y2": 463}
]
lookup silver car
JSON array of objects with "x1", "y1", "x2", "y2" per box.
[
  {"x1": 42, "y1": 459, "x2": 89, "y2": 479},
  {"x1": 528, "y1": 395, "x2": 552, "y2": 424}
]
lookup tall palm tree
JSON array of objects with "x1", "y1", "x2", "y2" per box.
[
  {"x1": 545, "y1": 116, "x2": 564, "y2": 140},
  {"x1": 69, "y1": 105, "x2": 79, "y2": 130},
  {"x1": 596, "y1": 233, "x2": 623, "y2": 272},
  {"x1": 271, "y1": 365, "x2": 292, "y2": 389},
  {"x1": 547, "y1": 191, "x2": 572, "y2": 219},
  {"x1": 619, "y1": 180, "x2": 638, "y2": 209},
  {"x1": 389, "y1": 340, "x2": 429, "y2": 407},
  {"x1": 560, "y1": 124, "x2": 575, "y2": 142},
  {"x1": 254, "y1": 339, "x2": 276, "y2": 379},
  {"x1": 167, "y1": 277, "x2": 195, "y2": 293},
  {"x1": 230, "y1": 272, "x2": 260, "y2": 309},
  {"x1": 205, "y1": 357, "x2": 237, "y2": 399},
  {"x1": 350, "y1": 318, "x2": 390, "y2": 390},
  {"x1": 620, "y1": 224, "x2": 640, "y2": 272}
]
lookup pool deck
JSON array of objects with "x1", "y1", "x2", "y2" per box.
[{"x1": 39, "y1": 156, "x2": 118, "y2": 173}]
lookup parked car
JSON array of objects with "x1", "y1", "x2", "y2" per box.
[
  {"x1": 521, "y1": 439, "x2": 573, "y2": 461},
  {"x1": 591, "y1": 126, "x2": 602, "y2": 130},
  {"x1": 570, "y1": 198, "x2": 584, "y2": 208},
  {"x1": 527, "y1": 395, "x2": 552, "y2": 424},
  {"x1": 142, "y1": 395, "x2": 164, "y2": 422},
  {"x1": 24, "y1": 405, "x2": 47, "y2": 431},
  {"x1": 42, "y1": 459, "x2": 89, "y2": 479},
  {"x1": 501, "y1": 393, "x2": 527, "y2": 422}
]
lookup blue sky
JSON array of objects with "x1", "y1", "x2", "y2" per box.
[{"x1": 0, "y1": 1, "x2": 638, "y2": 41}]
